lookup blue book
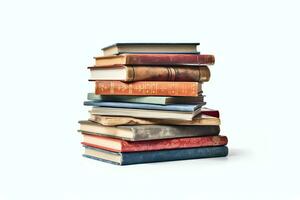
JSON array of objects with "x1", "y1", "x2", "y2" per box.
[
  {"x1": 83, "y1": 145, "x2": 228, "y2": 165},
  {"x1": 84, "y1": 101, "x2": 205, "y2": 112}
]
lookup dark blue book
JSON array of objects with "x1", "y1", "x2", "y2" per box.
[
  {"x1": 83, "y1": 145, "x2": 228, "y2": 165},
  {"x1": 84, "y1": 101, "x2": 205, "y2": 112}
]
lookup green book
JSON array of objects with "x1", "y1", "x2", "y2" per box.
[{"x1": 87, "y1": 93, "x2": 204, "y2": 105}]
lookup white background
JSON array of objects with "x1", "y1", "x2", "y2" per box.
[{"x1": 0, "y1": 0, "x2": 299, "y2": 199}]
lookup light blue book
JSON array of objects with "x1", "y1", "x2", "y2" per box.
[
  {"x1": 84, "y1": 101, "x2": 205, "y2": 112},
  {"x1": 87, "y1": 93, "x2": 204, "y2": 105}
]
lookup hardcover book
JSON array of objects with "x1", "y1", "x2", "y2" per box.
[
  {"x1": 87, "y1": 93, "x2": 204, "y2": 105},
  {"x1": 89, "y1": 106, "x2": 202, "y2": 120},
  {"x1": 88, "y1": 65, "x2": 210, "y2": 82},
  {"x1": 94, "y1": 54, "x2": 215, "y2": 66},
  {"x1": 84, "y1": 101, "x2": 205, "y2": 112},
  {"x1": 89, "y1": 114, "x2": 220, "y2": 126},
  {"x1": 83, "y1": 145, "x2": 228, "y2": 165},
  {"x1": 79, "y1": 120, "x2": 220, "y2": 141},
  {"x1": 102, "y1": 43, "x2": 200, "y2": 55},
  {"x1": 82, "y1": 134, "x2": 228, "y2": 152},
  {"x1": 95, "y1": 81, "x2": 202, "y2": 96}
]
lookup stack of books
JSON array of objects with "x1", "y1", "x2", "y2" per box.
[{"x1": 79, "y1": 43, "x2": 228, "y2": 165}]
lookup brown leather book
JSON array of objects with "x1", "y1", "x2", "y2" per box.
[
  {"x1": 89, "y1": 114, "x2": 220, "y2": 126},
  {"x1": 89, "y1": 65, "x2": 210, "y2": 82},
  {"x1": 94, "y1": 54, "x2": 215, "y2": 66},
  {"x1": 95, "y1": 81, "x2": 202, "y2": 96}
]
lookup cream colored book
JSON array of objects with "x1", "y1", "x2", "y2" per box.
[{"x1": 89, "y1": 114, "x2": 220, "y2": 126}]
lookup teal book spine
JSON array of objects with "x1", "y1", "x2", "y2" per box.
[
  {"x1": 87, "y1": 93, "x2": 204, "y2": 105},
  {"x1": 83, "y1": 146, "x2": 228, "y2": 165},
  {"x1": 87, "y1": 93, "x2": 168, "y2": 104}
]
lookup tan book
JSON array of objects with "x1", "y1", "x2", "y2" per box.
[{"x1": 89, "y1": 114, "x2": 220, "y2": 126}]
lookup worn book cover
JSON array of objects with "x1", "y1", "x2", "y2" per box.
[
  {"x1": 83, "y1": 145, "x2": 228, "y2": 165},
  {"x1": 82, "y1": 133, "x2": 228, "y2": 152},
  {"x1": 88, "y1": 65, "x2": 210, "y2": 82},
  {"x1": 79, "y1": 120, "x2": 220, "y2": 141},
  {"x1": 94, "y1": 54, "x2": 215, "y2": 66},
  {"x1": 95, "y1": 81, "x2": 202, "y2": 96},
  {"x1": 89, "y1": 114, "x2": 220, "y2": 126}
]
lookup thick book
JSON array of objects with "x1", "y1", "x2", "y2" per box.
[
  {"x1": 94, "y1": 54, "x2": 215, "y2": 66},
  {"x1": 78, "y1": 121, "x2": 220, "y2": 141},
  {"x1": 87, "y1": 93, "x2": 204, "y2": 105},
  {"x1": 83, "y1": 145, "x2": 228, "y2": 165},
  {"x1": 89, "y1": 114, "x2": 220, "y2": 126},
  {"x1": 95, "y1": 81, "x2": 202, "y2": 96},
  {"x1": 102, "y1": 43, "x2": 200, "y2": 56},
  {"x1": 84, "y1": 101, "x2": 205, "y2": 112},
  {"x1": 82, "y1": 134, "x2": 228, "y2": 152},
  {"x1": 88, "y1": 65, "x2": 210, "y2": 82}
]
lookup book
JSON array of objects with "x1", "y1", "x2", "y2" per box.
[
  {"x1": 84, "y1": 101, "x2": 205, "y2": 112},
  {"x1": 88, "y1": 65, "x2": 210, "y2": 82},
  {"x1": 78, "y1": 121, "x2": 220, "y2": 141},
  {"x1": 89, "y1": 114, "x2": 220, "y2": 126},
  {"x1": 82, "y1": 134, "x2": 228, "y2": 152},
  {"x1": 83, "y1": 145, "x2": 228, "y2": 165},
  {"x1": 102, "y1": 43, "x2": 200, "y2": 56},
  {"x1": 94, "y1": 54, "x2": 215, "y2": 66},
  {"x1": 201, "y1": 107, "x2": 220, "y2": 118},
  {"x1": 90, "y1": 107, "x2": 202, "y2": 120},
  {"x1": 95, "y1": 81, "x2": 202, "y2": 96},
  {"x1": 87, "y1": 93, "x2": 204, "y2": 105}
]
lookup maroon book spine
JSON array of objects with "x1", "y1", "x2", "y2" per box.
[
  {"x1": 201, "y1": 108, "x2": 220, "y2": 118},
  {"x1": 125, "y1": 54, "x2": 215, "y2": 65}
]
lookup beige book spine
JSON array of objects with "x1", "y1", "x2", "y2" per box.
[{"x1": 89, "y1": 114, "x2": 220, "y2": 126}]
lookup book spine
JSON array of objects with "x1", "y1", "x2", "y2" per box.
[
  {"x1": 125, "y1": 65, "x2": 210, "y2": 82},
  {"x1": 89, "y1": 115, "x2": 220, "y2": 126},
  {"x1": 125, "y1": 54, "x2": 215, "y2": 65},
  {"x1": 95, "y1": 81, "x2": 201, "y2": 96},
  {"x1": 121, "y1": 136, "x2": 228, "y2": 152},
  {"x1": 132, "y1": 125, "x2": 220, "y2": 141},
  {"x1": 201, "y1": 109, "x2": 220, "y2": 118},
  {"x1": 121, "y1": 146, "x2": 228, "y2": 165}
]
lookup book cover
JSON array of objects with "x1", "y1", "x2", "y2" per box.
[
  {"x1": 94, "y1": 54, "x2": 215, "y2": 66},
  {"x1": 79, "y1": 121, "x2": 220, "y2": 141},
  {"x1": 201, "y1": 107, "x2": 220, "y2": 118},
  {"x1": 82, "y1": 134, "x2": 228, "y2": 152},
  {"x1": 87, "y1": 93, "x2": 204, "y2": 105},
  {"x1": 101, "y1": 43, "x2": 200, "y2": 55},
  {"x1": 95, "y1": 81, "x2": 202, "y2": 96},
  {"x1": 83, "y1": 145, "x2": 228, "y2": 165},
  {"x1": 88, "y1": 65, "x2": 210, "y2": 82},
  {"x1": 84, "y1": 101, "x2": 205, "y2": 112},
  {"x1": 89, "y1": 114, "x2": 220, "y2": 126},
  {"x1": 89, "y1": 106, "x2": 203, "y2": 120}
]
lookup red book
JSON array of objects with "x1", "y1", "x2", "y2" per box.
[
  {"x1": 81, "y1": 133, "x2": 228, "y2": 152},
  {"x1": 201, "y1": 107, "x2": 220, "y2": 118},
  {"x1": 94, "y1": 54, "x2": 215, "y2": 67},
  {"x1": 95, "y1": 81, "x2": 202, "y2": 96}
]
